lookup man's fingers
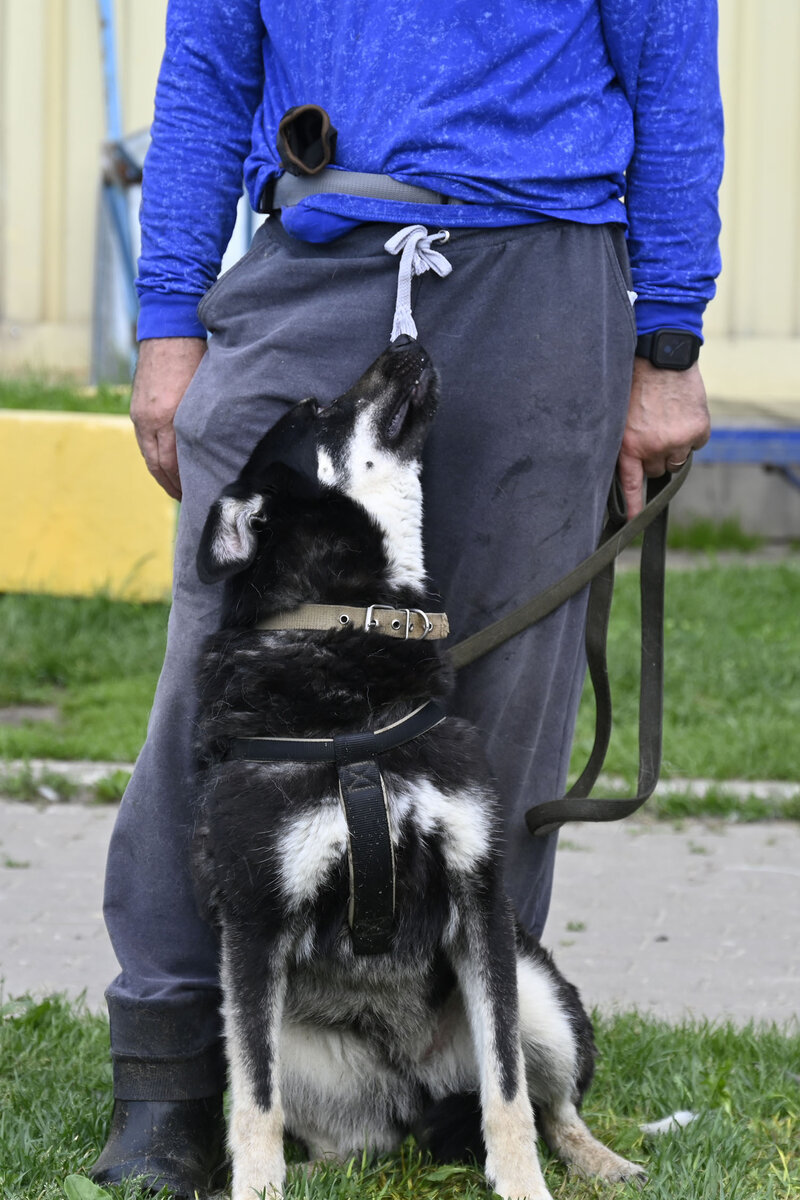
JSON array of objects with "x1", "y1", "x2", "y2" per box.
[
  {"x1": 133, "y1": 424, "x2": 182, "y2": 501},
  {"x1": 128, "y1": 336, "x2": 205, "y2": 500},
  {"x1": 617, "y1": 450, "x2": 645, "y2": 520},
  {"x1": 155, "y1": 426, "x2": 182, "y2": 500},
  {"x1": 665, "y1": 448, "x2": 693, "y2": 473}
]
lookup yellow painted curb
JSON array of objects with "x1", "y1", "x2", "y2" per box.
[{"x1": 0, "y1": 410, "x2": 176, "y2": 601}]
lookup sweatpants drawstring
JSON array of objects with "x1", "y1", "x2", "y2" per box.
[{"x1": 384, "y1": 225, "x2": 452, "y2": 341}]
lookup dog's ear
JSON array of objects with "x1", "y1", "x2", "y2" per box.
[
  {"x1": 196, "y1": 398, "x2": 324, "y2": 585},
  {"x1": 196, "y1": 490, "x2": 266, "y2": 584}
]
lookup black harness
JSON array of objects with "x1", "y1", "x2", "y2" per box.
[{"x1": 229, "y1": 700, "x2": 446, "y2": 955}]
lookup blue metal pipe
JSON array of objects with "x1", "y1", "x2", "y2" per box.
[
  {"x1": 697, "y1": 427, "x2": 800, "y2": 465},
  {"x1": 97, "y1": 0, "x2": 123, "y2": 142}
]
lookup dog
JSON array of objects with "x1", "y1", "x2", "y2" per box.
[{"x1": 191, "y1": 338, "x2": 645, "y2": 1200}]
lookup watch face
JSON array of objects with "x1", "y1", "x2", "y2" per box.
[{"x1": 654, "y1": 331, "x2": 696, "y2": 368}]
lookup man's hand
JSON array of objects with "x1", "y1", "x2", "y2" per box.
[
  {"x1": 618, "y1": 359, "x2": 711, "y2": 519},
  {"x1": 130, "y1": 337, "x2": 207, "y2": 500}
]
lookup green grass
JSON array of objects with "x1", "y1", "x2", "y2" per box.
[
  {"x1": 0, "y1": 764, "x2": 132, "y2": 806},
  {"x1": 0, "y1": 377, "x2": 129, "y2": 416},
  {"x1": 0, "y1": 764, "x2": 79, "y2": 804},
  {"x1": 0, "y1": 994, "x2": 797, "y2": 1199},
  {"x1": 569, "y1": 561, "x2": 800, "y2": 786},
  {"x1": 666, "y1": 516, "x2": 764, "y2": 553},
  {"x1": 0, "y1": 562, "x2": 799, "y2": 780},
  {"x1": 644, "y1": 787, "x2": 800, "y2": 824},
  {"x1": 0, "y1": 594, "x2": 168, "y2": 761}
]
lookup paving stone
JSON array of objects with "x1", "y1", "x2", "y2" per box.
[
  {"x1": 0, "y1": 800, "x2": 797, "y2": 1025},
  {"x1": 548, "y1": 819, "x2": 800, "y2": 1026}
]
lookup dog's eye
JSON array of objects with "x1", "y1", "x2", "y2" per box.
[
  {"x1": 365, "y1": 461, "x2": 374, "y2": 470},
  {"x1": 248, "y1": 513, "x2": 267, "y2": 530}
]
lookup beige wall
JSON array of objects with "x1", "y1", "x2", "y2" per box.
[
  {"x1": 702, "y1": 0, "x2": 800, "y2": 404},
  {"x1": 0, "y1": 0, "x2": 167, "y2": 374},
  {"x1": 1, "y1": 0, "x2": 799, "y2": 401}
]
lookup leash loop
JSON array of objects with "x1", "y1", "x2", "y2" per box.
[
  {"x1": 447, "y1": 457, "x2": 694, "y2": 834},
  {"x1": 384, "y1": 225, "x2": 452, "y2": 340}
]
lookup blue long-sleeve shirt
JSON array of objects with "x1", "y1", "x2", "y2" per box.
[{"x1": 136, "y1": 0, "x2": 723, "y2": 342}]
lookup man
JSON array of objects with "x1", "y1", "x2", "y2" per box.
[{"x1": 91, "y1": 1, "x2": 722, "y2": 1193}]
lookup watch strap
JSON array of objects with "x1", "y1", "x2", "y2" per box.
[{"x1": 636, "y1": 329, "x2": 701, "y2": 370}]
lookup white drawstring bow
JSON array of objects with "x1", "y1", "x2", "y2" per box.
[{"x1": 384, "y1": 225, "x2": 453, "y2": 341}]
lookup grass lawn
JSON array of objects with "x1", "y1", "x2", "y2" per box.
[
  {"x1": 0, "y1": 994, "x2": 797, "y2": 1200},
  {"x1": 0, "y1": 378, "x2": 129, "y2": 416},
  {"x1": 0, "y1": 595, "x2": 167, "y2": 762},
  {"x1": 1, "y1": 562, "x2": 799, "y2": 789}
]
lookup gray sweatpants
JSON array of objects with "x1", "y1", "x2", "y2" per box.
[{"x1": 104, "y1": 218, "x2": 636, "y2": 1098}]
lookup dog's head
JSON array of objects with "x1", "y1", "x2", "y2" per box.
[{"x1": 197, "y1": 339, "x2": 438, "y2": 597}]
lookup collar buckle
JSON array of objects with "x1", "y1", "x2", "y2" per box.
[{"x1": 365, "y1": 604, "x2": 434, "y2": 639}]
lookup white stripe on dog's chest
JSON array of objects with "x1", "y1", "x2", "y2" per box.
[
  {"x1": 278, "y1": 804, "x2": 348, "y2": 904},
  {"x1": 277, "y1": 778, "x2": 489, "y2": 908},
  {"x1": 392, "y1": 778, "x2": 489, "y2": 873}
]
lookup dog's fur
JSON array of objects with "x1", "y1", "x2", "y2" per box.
[{"x1": 192, "y1": 342, "x2": 645, "y2": 1200}]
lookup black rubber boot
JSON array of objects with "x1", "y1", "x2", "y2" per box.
[{"x1": 89, "y1": 1096, "x2": 227, "y2": 1198}]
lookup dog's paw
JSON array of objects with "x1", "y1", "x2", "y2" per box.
[
  {"x1": 486, "y1": 1160, "x2": 553, "y2": 1200},
  {"x1": 569, "y1": 1152, "x2": 648, "y2": 1187},
  {"x1": 287, "y1": 1154, "x2": 344, "y2": 1181},
  {"x1": 232, "y1": 1182, "x2": 283, "y2": 1200},
  {"x1": 489, "y1": 1180, "x2": 554, "y2": 1200},
  {"x1": 605, "y1": 1157, "x2": 648, "y2": 1187},
  {"x1": 231, "y1": 1160, "x2": 285, "y2": 1200}
]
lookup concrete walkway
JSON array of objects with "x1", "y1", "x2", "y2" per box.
[{"x1": 0, "y1": 797, "x2": 797, "y2": 1026}]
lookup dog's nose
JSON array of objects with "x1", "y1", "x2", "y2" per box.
[{"x1": 390, "y1": 334, "x2": 416, "y2": 350}]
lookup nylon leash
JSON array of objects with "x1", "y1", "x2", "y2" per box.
[{"x1": 448, "y1": 457, "x2": 693, "y2": 834}]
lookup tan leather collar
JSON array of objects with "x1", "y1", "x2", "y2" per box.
[{"x1": 256, "y1": 602, "x2": 449, "y2": 641}]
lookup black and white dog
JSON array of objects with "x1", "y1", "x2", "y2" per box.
[{"x1": 192, "y1": 340, "x2": 645, "y2": 1200}]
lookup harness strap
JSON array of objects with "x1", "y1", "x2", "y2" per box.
[
  {"x1": 227, "y1": 699, "x2": 446, "y2": 764},
  {"x1": 338, "y1": 759, "x2": 395, "y2": 955},
  {"x1": 228, "y1": 700, "x2": 446, "y2": 955}
]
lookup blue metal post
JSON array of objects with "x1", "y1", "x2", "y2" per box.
[
  {"x1": 97, "y1": 0, "x2": 123, "y2": 141},
  {"x1": 96, "y1": 0, "x2": 140, "y2": 357}
]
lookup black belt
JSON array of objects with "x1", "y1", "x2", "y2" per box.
[{"x1": 229, "y1": 700, "x2": 446, "y2": 954}]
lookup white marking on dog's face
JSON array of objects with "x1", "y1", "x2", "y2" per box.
[
  {"x1": 317, "y1": 447, "x2": 336, "y2": 487},
  {"x1": 278, "y1": 804, "x2": 348, "y2": 906},
  {"x1": 317, "y1": 409, "x2": 426, "y2": 590},
  {"x1": 211, "y1": 494, "x2": 263, "y2": 569}
]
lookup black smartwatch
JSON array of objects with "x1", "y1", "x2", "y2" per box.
[{"x1": 635, "y1": 329, "x2": 701, "y2": 371}]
